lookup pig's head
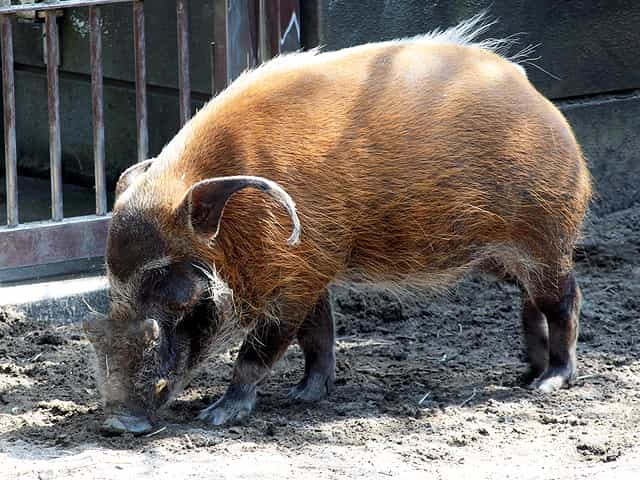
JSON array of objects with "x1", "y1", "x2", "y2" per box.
[{"x1": 84, "y1": 160, "x2": 300, "y2": 435}]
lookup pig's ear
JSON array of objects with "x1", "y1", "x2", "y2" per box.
[
  {"x1": 115, "y1": 159, "x2": 154, "y2": 199},
  {"x1": 177, "y1": 175, "x2": 301, "y2": 245}
]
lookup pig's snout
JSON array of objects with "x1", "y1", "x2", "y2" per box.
[
  {"x1": 100, "y1": 410, "x2": 154, "y2": 436},
  {"x1": 99, "y1": 375, "x2": 170, "y2": 436}
]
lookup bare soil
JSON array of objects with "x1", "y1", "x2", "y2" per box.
[{"x1": 1, "y1": 207, "x2": 639, "y2": 479}]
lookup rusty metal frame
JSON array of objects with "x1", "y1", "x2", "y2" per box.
[
  {"x1": 45, "y1": 10, "x2": 63, "y2": 222},
  {"x1": 90, "y1": 6, "x2": 107, "y2": 216},
  {"x1": 1, "y1": 0, "x2": 18, "y2": 228},
  {"x1": 176, "y1": 0, "x2": 191, "y2": 126},
  {"x1": 0, "y1": 0, "x2": 132, "y2": 15},
  {"x1": 1, "y1": 0, "x2": 298, "y2": 283},
  {"x1": 132, "y1": 0, "x2": 148, "y2": 163},
  {"x1": 0, "y1": 0, "x2": 194, "y2": 283},
  {"x1": 0, "y1": 215, "x2": 110, "y2": 279}
]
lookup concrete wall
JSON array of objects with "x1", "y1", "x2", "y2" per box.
[{"x1": 302, "y1": 0, "x2": 640, "y2": 215}]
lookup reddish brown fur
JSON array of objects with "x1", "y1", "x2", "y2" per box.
[
  {"x1": 123, "y1": 42, "x2": 591, "y2": 325},
  {"x1": 96, "y1": 35, "x2": 592, "y2": 429}
]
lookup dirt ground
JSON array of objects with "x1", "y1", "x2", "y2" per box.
[{"x1": 1, "y1": 206, "x2": 639, "y2": 479}]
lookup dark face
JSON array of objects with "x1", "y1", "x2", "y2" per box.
[
  {"x1": 86, "y1": 163, "x2": 299, "y2": 434},
  {"x1": 84, "y1": 206, "x2": 234, "y2": 434}
]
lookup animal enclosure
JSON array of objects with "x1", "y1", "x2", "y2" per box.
[{"x1": 0, "y1": 0, "x2": 301, "y2": 283}]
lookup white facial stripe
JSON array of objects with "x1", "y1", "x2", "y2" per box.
[{"x1": 108, "y1": 256, "x2": 174, "y2": 304}]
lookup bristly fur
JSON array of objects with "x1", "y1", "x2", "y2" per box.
[
  {"x1": 149, "y1": 7, "x2": 590, "y2": 325},
  {"x1": 95, "y1": 13, "x2": 592, "y2": 416},
  {"x1": 218, "y1": 11, "x2": 536, "y2": 92},
  {"x1": 399, "y1": 11, "x2": 520, "y2": 55},
  {"x1": 193, "y1": 262, "x2": 240, "y2": 347}
]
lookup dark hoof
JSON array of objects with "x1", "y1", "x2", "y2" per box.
[
  {"x1": 529, "y1": 366, "x2": 575, "y2": 393},
  {"x1": 288, "y1": 372, "x2": 335, "y2": 402},
  {"x1": 197, "y1": 385, "x2": 257, "y2": 426},
  {"x1": 100, "y1": 413, "x2": 154, "y2": 436},
  {"x1": 519, "y1": 366, "x2": 545, "y2": 386}
]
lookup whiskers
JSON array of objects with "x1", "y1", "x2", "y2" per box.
[{"x1": 192, "y1": 262, "x2": 241, "y2": 353}]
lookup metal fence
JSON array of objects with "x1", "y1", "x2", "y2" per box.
[{"x1": 0, "y1": 0, "x2": 300, "y2": 283}]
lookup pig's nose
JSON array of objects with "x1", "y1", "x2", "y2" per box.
[{"x1": 100, "y1": 411, "x2": 154, "y2": 436}]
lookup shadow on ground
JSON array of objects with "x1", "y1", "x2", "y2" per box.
[{"x1": 0, "y1": 206, "x2": 639, "y2": 462}]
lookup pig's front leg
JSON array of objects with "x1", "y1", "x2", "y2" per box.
[{"x1": 198, "y1": 318, "x2": 298, "y2": 426}]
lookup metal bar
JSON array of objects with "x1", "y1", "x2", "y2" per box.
[
  {"x1": 1, "y1": 6, "x2": 18, "y2": 227},
  {"x1": 45, "y1": 11, "x2": 63, "y2": 221},
  {"x1": 0, "y1": 215, "x2": 110, "y2": 270},
  {"x1": 90, "y1": 6, "x2": 107, "y2": 216},
  {"x1": 266, "y1": 0, "x2": 280, "y2": 58},
  {"x1": 210, "y1": 41, "x2": 216, "y2": 95},
  {"x1": 133, "y1": 0, "x2": 148, "y2": 163},
  {"x1": 258, "y1": 0, "x2": 269, "y2": 64},
  {"x1": 276, "y1": 0, "x2": 281, "y2": 53},
  {"x1": 247, "y1": 0, "x2": 258, "y2": 68},
  {"x1": 176, "y1": 0, "x2": 191, "y2": 126},
  {"x1": 224, "y1": 0, "x2": 231, "y2": 86},
  {"x1": 212, "y1": 0, "x2": 227, "y2": 94},
  {"x1": 0, "y1": 0, "x2": 133, "y2": 15}
]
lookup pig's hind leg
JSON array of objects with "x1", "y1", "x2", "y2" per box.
[
  {"x1": 527, "y1": 271, "x2": 581, "y2": 392},
  {"x1": 288, "y1": 290, "x2": 336, "y2": 402},
  {"x1": 486, "y1": 257, "x2": 576, "y2": 390},
  {"x1": 483, "y1": 260, "x2": 550, "y2": 384}
]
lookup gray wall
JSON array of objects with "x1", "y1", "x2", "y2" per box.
[{"x1": 302, "y1": 0, "x2": 640, "y2": 215}]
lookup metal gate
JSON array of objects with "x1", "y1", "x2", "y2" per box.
[{"x1": 0, "y1": 0, "x2": 301, "y2": 283}]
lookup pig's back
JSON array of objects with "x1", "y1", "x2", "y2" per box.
[{"x1": 172, "y1": 40, "x2": 590, "y2": 291}]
